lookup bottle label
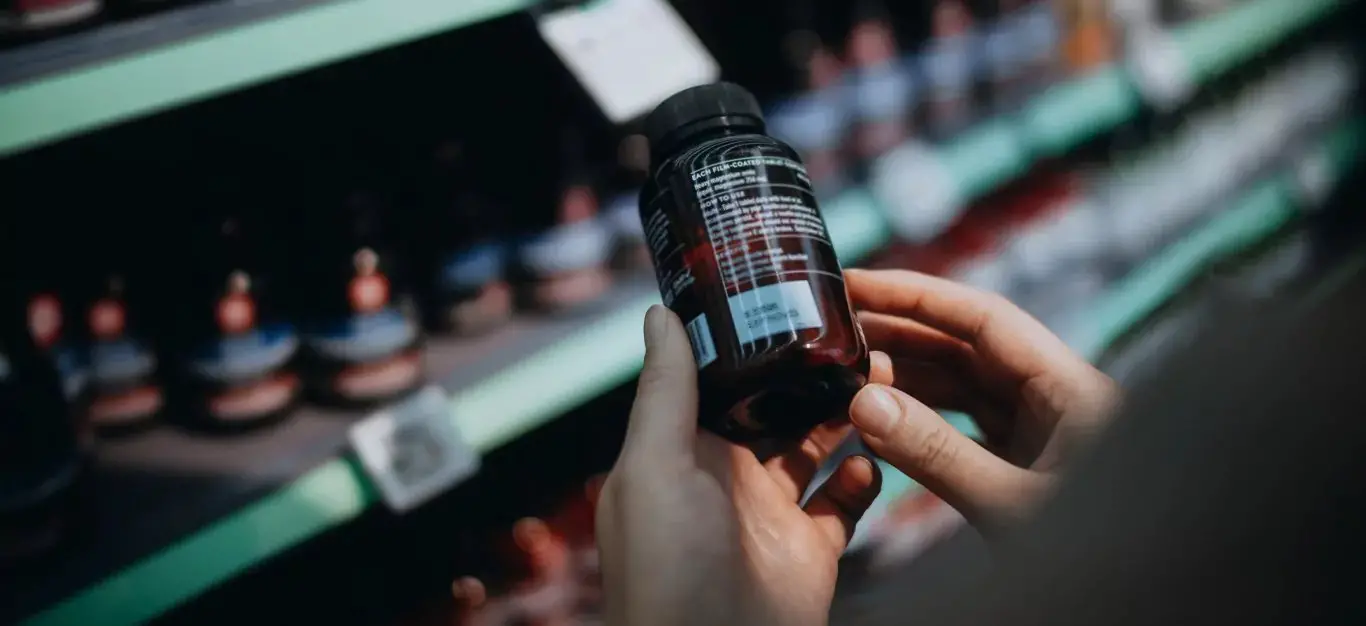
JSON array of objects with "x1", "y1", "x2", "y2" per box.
[
  {"x1": 517, "y1": 220, "x2": 613, "y2": 276},
  {"x1": 645, "y1": 142, "x2": 839, "y2": 368},
  {"x1": 334, "y1": 350, "x2": 424, "y2": 400},
  {"x1": 304, "y1": 308, "x2": 419, "y2": 364},
  {"x1": 188, "y1": 324, "x2": 299, "y2": 383},
  {"x1": 438, "y1": 242, "x2": 506, "y2": 293},
  {"x1": 207, "y1": 373, "x2": 299, "y2": 422},
  {"x1": 89, "y1": 385, "x2": 164, "y2": 426},
  {"x1": 726, "y1": 280, "x2": 823, "y2": 345}
]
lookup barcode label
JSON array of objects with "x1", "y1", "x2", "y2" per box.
[
  {"x1": 726, "y1": 281, "x2": 823, "y2": 345},
  {"x1": 349, "y1": 386, "x2": 480, "y2": 513},
  {"x1": 685, "y1": 314, "x2": 718, "y2": 370}
]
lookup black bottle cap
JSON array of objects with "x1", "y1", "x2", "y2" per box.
[{"x1": 644, "y1": 82, "x2": 765, "y2": 160}]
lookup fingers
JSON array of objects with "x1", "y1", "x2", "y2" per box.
[
  {"x1": 849, "y1": 383, "x2": 1048, "y2": 525},
  {"x1": 859, "y1": 311, "x2": 974, "y2": 366},
  {"x1": 764, "y1": 419, "x2": 854, "y2": 502},
  {"x1": 847, "y1": 269, "x2": 1085, "y2": 382},
  {"x1": 623, "y1": 305, "x2": 699, "y2": 463},
  {"x1": 804, "y1": 455, "x2": 882, "y2": 554}
]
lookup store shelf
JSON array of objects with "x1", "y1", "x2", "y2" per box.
[
  {"x1": 13, "y1": 188, "x2": 887, "y2": 626},
  {"x1": 0, "y1": 0, "x2": 530, "y2": 158},
  {"x1": 7, "y1": 1, "x2": 1345, "y2": 622},
  {"x1": 877, "y1": 0, "x2": 1342, "y2": 227}
]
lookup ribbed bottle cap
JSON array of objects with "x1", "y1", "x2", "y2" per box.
[{"x1": 644, "y1": 82, "x2": 765, "y2": 156}]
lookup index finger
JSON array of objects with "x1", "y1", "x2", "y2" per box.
[{"x1": 845, "y1": 269, "x2": 1086, "y2": 381}]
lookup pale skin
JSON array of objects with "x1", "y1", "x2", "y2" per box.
[{"x1": 596, "y1": 269, "x2": 1119, "y2": 626}]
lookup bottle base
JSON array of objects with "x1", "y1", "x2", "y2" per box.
[
  {"x1": 173, "y1": 373, "x2": 302, "y2": 435},
  {"x1": 426, "y1": 282, "x2": 514, "y2": 336},
  {"x1": 703, "y1": 361, "x2": 868, "y2": 445},
  {"x1": 303, "y1": 348, "x2": 426, "y2": 410}
]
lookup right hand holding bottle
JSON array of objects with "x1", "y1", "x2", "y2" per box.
[{"x1": 845, "y1": 269, "x2": 1120, "y2": 530}]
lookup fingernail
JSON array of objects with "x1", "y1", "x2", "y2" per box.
[
  {"x1": 644, "y1": 305, "x2": 667, "y2": 350},
  {"x1": 851, "y1": 385, "x2": 899, "y2": 437}
]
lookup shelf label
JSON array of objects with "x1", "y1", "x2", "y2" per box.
[
  {"x1": 538, "y1": 0, "x2": 720, "y2": 124},
  {"x1": 349, "y1": 385, "x2": 479, "y2": 513},
  {"x1": 1126, "y1": 28, "x2": 1193, "y2": 111}
]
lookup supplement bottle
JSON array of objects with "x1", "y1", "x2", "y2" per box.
[
  {"x1": 921, "y1": 0, "x2": 979, "y2": 137},
  {"x1": 514, "y1": 126, "x2": 615, "y2": 312},
  {"x1": 640, "y1": 82, "x2": 869, "y2": 443},
  {"x1": 411, "y1": 139, "x2": 514, "y2": 336},
  {"x1": 0, "y1": 266, "x2": 89, "y2": 566},
  {"x1": 843, "y1": 0, "x2": 913, "y2": 160},
  {"x1": 79, "y1": 216, "x2": 163, "y2": 436},
  {"x1": 162, "y1": 207, "x2": 301, "y2": 432},
  {"x1": 298, "y1": 191, "x2": 425, "y2": 407}
]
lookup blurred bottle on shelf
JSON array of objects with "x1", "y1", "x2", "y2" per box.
[
  {"x1": 9, "y1": 222, "x2": 90, "y2": 414},
  {"x1": 0, "y1": 310, "x2": 89, "y2": 566},
  {"x1": 920, "y1": 0, "x2": 980, "y2": 137},
  {"x1": 0, "y1": 215, "x2": 91, "y2": 566},
  {"x1": 0, "y1": 0, "x2": 103, "y2": 44},
  {"x1": 762, "y1": 0, "x2": 850, "y2": 193},
  {"x1": 79, "y1": 214, "x2": 163, "y2": 436},
  {"x1": 1014, "y1": 0, "x2": 1063, "y2": 91},
  {"x1": 980, "y1": 0, "x2": 1042, "y2": 110},
  {"x1": 1058, "y1": 0, "x2": 1117, "y2": 72},
  {"x1": 844, "y1": 0, "x2": 914, "y2": 161},
  {"x1": 513, "y1": 126, "x2": 615, "y2": 312},
  {"x1": 604, "y1": 132, "x2": 655, "y2": 271},
  {"x1": 297, "y1": 189, "x2": 425, "y2": 408},
  {"x1": 160, "y1": 202, "x2": 301, "y2": 432},
  {"x1": 410, "y1": 139, "x2": 515, "y2": 337}
]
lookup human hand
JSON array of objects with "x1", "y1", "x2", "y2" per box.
[
  {"x1": 845, "y1": 269, "x2": 1120, "y2": 530},
  {"x1": 596, "y1": 305, "x2": 883, "y2": 626}
]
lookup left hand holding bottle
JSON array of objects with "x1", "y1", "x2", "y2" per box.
[{"x1": 596, "y1": 305, "x2": 883, "y2": 626}]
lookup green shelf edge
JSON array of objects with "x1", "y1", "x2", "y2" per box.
[
  {"x1": 0, "y1": 0, "x2": 532, "y2": 158},
  {"x1": 17, "y1": 0, "x2": 1348, "y2": 620},
  {"x1": 1174, "y1": 0, "x2": 1341, "y2": 82}
]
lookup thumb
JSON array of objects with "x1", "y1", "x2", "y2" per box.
[
  {"x1": 623, "y1": 305, "x2": 699, "y2": 462},
  {"x1": 850, "y1": 384, "x2": 1047, "y2": 525}
]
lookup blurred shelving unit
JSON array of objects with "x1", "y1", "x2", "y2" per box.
[
  {"x1": 865, "y1": 118, "x2": 1366, "y2": 514},
  {"x1": 0, "y1": 0, "x2": 533, "y2": 158},
  {"x1": 5, "y1": 0, "x2": 1352, "y2": 624}
]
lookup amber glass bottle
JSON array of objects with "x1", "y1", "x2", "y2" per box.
[{"x1": 640, "y1": 82, "x2": 869, "y2": 443}]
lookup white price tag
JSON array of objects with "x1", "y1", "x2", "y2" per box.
[
  {"x1": 538, "y1": 0, "x2": 720, "y2": 124},
  {"x1": 1126, "y1": 28, "x2": 1193, "y2": 111},
  {"x1": 870, "y1": 141, "x2": 961, "y2": 243},
  {"x1": 349, "y1": 385, "x2": 479, "y2": 513},
  {"x1": 1293, "y1": 149, "x2": 1334, "y2": 211}
]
